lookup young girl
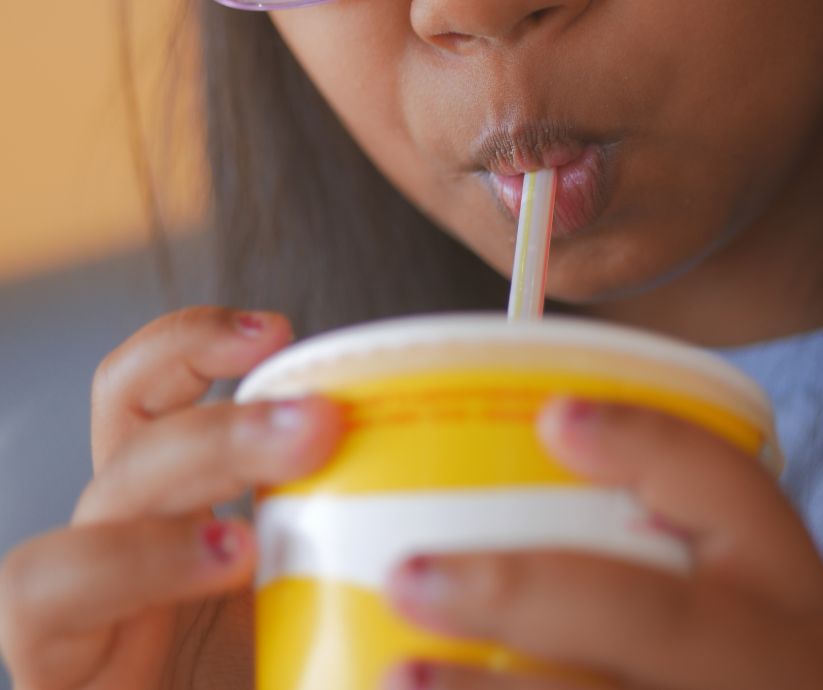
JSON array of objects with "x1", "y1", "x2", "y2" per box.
[{"x1": 2, "y1": 1, "x2": 822, "y2": 688}]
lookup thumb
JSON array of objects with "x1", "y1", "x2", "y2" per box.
[{"x1": 536, "y1": 397, "x2": 823, "y2": 605}]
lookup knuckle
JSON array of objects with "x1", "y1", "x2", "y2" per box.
[{"x1": 91, "y1": 306, "x2": 230, "y2": 403}]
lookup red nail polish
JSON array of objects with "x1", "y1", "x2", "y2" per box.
[
  {"x1": 406, "y1": 555, "x2": 433, "y2": 578},
  {"x1": 395, "y1": 556, "x2": 449, "y2": 607},
  {"x1": 648, "y1": 513, "x2": 692, "y2": 542},
  {"x1": 234, "y1": 312, "x2": 266, "y2": 337},
  {"x1": 385, "y1": 662, "x2": 433, "y2": 690},
  {"x1": 408, "y1": 662, "x2": 433, "y2": 689},
  {"x1": 564, "y1": 399, "x2": 599, "y2": 426},
  {"x1": 202, "y1": 522, "x2": 240, "y2": 564}
]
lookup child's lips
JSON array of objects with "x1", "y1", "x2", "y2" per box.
[{"x1": 487, "y1": 145, "x2": 607, "y2": 237}]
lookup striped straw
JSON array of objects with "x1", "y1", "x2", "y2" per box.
[{"x1": 507, "y1": 169, "x2": 558, "y2": 321}]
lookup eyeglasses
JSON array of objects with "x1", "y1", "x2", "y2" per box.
[{"x1": 212, "y1": 0, "x2": 333, "y2": 9}]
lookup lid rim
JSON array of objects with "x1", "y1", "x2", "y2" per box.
[{"x1": 236, "y1": 314, "x2": 771, "y2": 416}]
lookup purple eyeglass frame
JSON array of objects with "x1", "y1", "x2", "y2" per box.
[{"x1": 212, "y1": 0, "x2": 332, "y2": 9}]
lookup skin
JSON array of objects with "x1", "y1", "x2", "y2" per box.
[
  {"x1": 270, "y1": 0, "x2": 823, "y2": 346},
  {"x1": 387, "y1": 401, "x2": 823, "y2": 689},
  {"x1": 2, "y1": 2, "x2": 823, "y2": 689},
  {"x1": 1, "y1": 309, "x2": 822, "y2": 690},
  {"x1": 0, "y1": 309, "x2": 347, "y2": 690}
]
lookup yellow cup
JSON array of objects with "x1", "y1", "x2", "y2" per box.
[{"x1": 236, "y1": 314, "x2": 780, "y2": 690}]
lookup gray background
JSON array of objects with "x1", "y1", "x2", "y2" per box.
[{"x1": 0, "y1": 233, "x2": 211, "y2": 688}]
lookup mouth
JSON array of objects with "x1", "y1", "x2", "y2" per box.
[{"x1": 467, "y1": 123, "x2": 612, "y2": 237}]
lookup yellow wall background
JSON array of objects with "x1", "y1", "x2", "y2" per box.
[{"x1": 0, "y1": 1, "x2": 204, "y2": 283}]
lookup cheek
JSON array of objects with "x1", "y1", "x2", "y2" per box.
[
  {"x1": 269, "y1": 8, "x2": 451, "y2": 224},
  {"x1": 649, "y1": 2, "x2": 823, "y2": 199},
  {"x1": 269, "y1": 8, "x2": 394, "y2": 132},
  {"x1": 548, "y1": 2, "x2": 823, "y2": 299}
]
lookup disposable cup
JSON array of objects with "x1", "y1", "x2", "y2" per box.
[{"x1": 236, "y1": 314, "x2": 780, "y2": 690}]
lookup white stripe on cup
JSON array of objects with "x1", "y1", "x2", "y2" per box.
[{"x1": 256, "y1": 488, "x2": 690, "y2": 590}]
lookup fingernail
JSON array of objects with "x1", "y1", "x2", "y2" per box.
[
  {"x1": 269, "y1": 400, "x2": 308, "y2": 432},
  {"x1": 538, "y1": 397, "x2": 601, "y2": 446},
  {"x1": 391, "y1": 557, "x2": 450, "y2": 609},
  {"x1": 384, "y1": 662, "x2": 434, "y2": 690},
  {"x1": 233, "y1": 312, "x2": 267, "y2": 337},
  {"x1": 237, "y1": 399, "x2": 318, "y2": 449},
  {"x1": 563, "y1": 399, "x2": 600, "y2": 427},
  {"x1": 202, "y1": 521, "x2": 241, "y2": 564},
  {"x1": 648, "y1": 513, "x2": 692, "y2": 542}
]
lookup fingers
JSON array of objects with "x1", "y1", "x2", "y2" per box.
[
  {"x1": 0, "y1": 516, "x2": 254, "y2": 666},
  {"x1": 389, "y1": 552, "x2": 686, "y2": 669},
  {"x1": 537, "y1": 398, "x2": 823, "y2": 603},
  {"x1": 387, "y1": 552, "x2": 821, "y2": 690},
  {"x1": 92, "y1": 306, "x2": 293, "y2": 469},
  {"x1": 73, "y1": 396, "x2": 345, "y2": 525}
]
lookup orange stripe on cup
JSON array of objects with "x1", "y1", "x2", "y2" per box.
[{"x1": 256, "y1": 370, "x2": 767, "y2": 500}]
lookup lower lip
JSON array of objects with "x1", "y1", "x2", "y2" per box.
[{"x1": 488, "y1": 146, "x2": 606, "y2": 237}]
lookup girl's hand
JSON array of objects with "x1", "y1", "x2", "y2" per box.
[
  {"x1": 0, "y1": 307, "x2": 345, "y2": 690},
  {"x1": 387, "y1": 399, "x2": 823, "y2": 690}
]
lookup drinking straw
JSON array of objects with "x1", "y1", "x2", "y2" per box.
[{"x1": 507, "y1": 168, "x2": 558, "y2": 321}]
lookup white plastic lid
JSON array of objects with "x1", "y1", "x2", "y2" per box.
[{"x1": 241, "y1": 313, "x2": 763, "y2": 401}]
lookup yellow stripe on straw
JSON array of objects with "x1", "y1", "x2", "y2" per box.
[{"x1": 507, "y1": 169, "x2": 558, "y2": 322}]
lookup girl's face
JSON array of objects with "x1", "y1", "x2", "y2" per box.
[{"x1": 270, "y1": 1, "x2": 823, "y2": 303}]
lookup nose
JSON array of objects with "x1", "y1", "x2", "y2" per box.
[{"x1": 411, "y1": 0, "x2": 590, "y2": 50}]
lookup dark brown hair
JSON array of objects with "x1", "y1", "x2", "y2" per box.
[{"x1": 197, "y1": 2, "x2": 509, "y2": 337}]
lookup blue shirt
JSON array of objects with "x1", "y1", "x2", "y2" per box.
[{"x1": 717, "y1": 328, "x2": 823, "y2": 553}]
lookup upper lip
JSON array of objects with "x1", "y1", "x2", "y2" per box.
[{"x1": 466, "y1": 119, "x2": 594, "y2": 177}]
